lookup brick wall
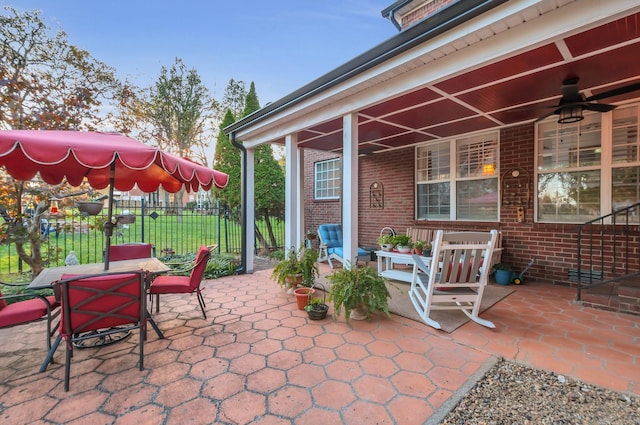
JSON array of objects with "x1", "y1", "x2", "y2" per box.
[
  {"x1": 302, "y1": 123, "x2": 637, "y2": 287},
  {"x1": 303, "y1": 149, "x2": 342, "y2": 235}
]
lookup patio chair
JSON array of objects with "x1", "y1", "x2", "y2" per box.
[
  {"x1": 409, "y1": 229, "x2": 498, "y2": 330},
  {"x1": 108, "y1": 243, "x2": 155, "y2": 262},
  {"x1": 148, "y1": 246, "x2": 211, "y2": 319},
  {"x1": 41, "y1": 271, "x2": 158, "y2": 391},
  {"x1": 0, "y1": 282, "x2": 60, "y2": 352},
  {"x1": 317, "y1": 224, "x2": 370, "y2": 269}
]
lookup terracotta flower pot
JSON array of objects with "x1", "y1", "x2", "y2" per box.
[{"x1": 293, "y1": 287, "x2": 315, "y2": 310}]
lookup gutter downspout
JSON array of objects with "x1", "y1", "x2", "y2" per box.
[{"x1": 230, "y1": 132, "x2": 247, "y2": 274}]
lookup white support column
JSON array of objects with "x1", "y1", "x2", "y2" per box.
[
  {"x1": 245, "y1": 146, "x2": 255, "y2": 273},
  {"x1": 342, "y1": 113, "x2": 359, "y2": 270},
  {"x1": 298, "y1": 149, "x2": 305, "y2": 243},
  {"x1": 285, "y1": 134, "x2": 301, "y2": 250}
]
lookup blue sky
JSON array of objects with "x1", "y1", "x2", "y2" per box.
[{"x1": 5, "y1": 0, "x2": 397, "y2": 104}]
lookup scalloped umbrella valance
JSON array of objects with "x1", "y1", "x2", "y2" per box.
[{"x1": 0, "y1": 130, "x2": 229, "y2": 269}]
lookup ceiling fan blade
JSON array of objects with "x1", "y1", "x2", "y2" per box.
[
  {"x1": 584, "y1": 103, "x2": 616, "y2": 112},
  {"x1": 534, "y1": 109, "x2": 558, "y2": 122},
  {"x1": 586, "y1": 82, "x2": 640, "y2": 102}
]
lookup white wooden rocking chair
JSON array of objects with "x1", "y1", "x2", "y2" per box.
[{"x1": 409, "y1": 229, "x2": 498, "y2": 330}]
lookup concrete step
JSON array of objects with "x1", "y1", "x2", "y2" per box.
[{"x1": 580, "y1": 278, "x2": 640, "y2": 316}]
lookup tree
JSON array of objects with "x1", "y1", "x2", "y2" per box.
[
  {"x1": 242, "y1": 82, "x2": 285, "y2": 252},
  {"x1": 213, "y1": 109, "x2": 241, "y2": 209},
  {"x1": 213, "y1": 78, "x2": 247, "y2": 130},
  {"x1": 143, "y1": 58, "x2": 216, "y2": 214},
  {"x1": 0, "y1": 6, "x2": 119, "y2": 276}
]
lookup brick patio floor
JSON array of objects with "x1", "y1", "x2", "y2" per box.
[{"x1": 0, "y1": 264, "x2": 638, "y2": 424}]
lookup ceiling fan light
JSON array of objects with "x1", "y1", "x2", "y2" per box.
[{"x1": 557, "y1": 105, "x2": 584, "y2": 124}]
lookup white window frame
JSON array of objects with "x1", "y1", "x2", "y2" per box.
[
  {"x1": 415, "y1": 131, "x2": 500, "y2": 221},
  {"x1": 314, "y1": 158, "x2": 341, "y2": 200},
  {"x1": 534, "y1": 103, "x2": 640, "y2": 224}
]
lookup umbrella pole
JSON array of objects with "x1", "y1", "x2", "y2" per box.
[{"x1": 103, "y1": 162, "x2": 116, "y2": 271}]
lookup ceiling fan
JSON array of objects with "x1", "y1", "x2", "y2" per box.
[{"x1": 536, "y1": 78, "x2": 640, "y2": 123}]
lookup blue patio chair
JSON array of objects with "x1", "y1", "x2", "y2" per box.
[{"x1": 317, "y1": 224, "x2": 369, "y2": 269}]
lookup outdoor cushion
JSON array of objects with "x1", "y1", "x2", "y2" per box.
[
  {"x1": 109, "y1": 243, "x2": 153, "y2": 261},
  {"x1": 318, "y1": 224, "x2": 343, "y2": 249},
  {"x1": 330, "y1": 246, "x2": 369, "y2": 258},
  {"x1": 0, "y1": 291, "x2": 5, "y2": 310},
  {"x1": 0, "y1": 295, "x2": 57, "y2": 327}
]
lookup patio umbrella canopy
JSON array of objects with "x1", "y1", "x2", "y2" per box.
[{"x1": 0, "y1": 130, "x2": 229, "y2": 269}]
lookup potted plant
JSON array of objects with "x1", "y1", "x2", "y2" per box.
[
  {"x1": 492, "y1": 264, "x2": 513, "y2": 285},
  {"x1": 305, "y1": 295, "x2": 329, "y2": 320},
  {"x1": 393, "y1": 234, "x2": 412, "y2": 253},
  {"x1": 76, "y1": 200, "x2": 104, "y2": 216},
  {"x1": 413, "y1": 240, "x2": 425, "y2": 255},
  {"x1": 376, "y1": 234, "x2": 395, "y2": 252},
  {"x1": 328, "y1": 263, "x2": 391, "y2": 321},
  {"x1": 76, "y1": 192, "x2": 107, "y2": 216},
  {"x1": 271, "y1": 246, "x2": 319, "y2": 289},
  {"x1": 306, "y1": 230, "x2": 317, "y2": 240}
]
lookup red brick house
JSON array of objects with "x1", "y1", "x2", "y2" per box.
[{"x1": 225, "y1": 0, "x2": 640, "y2": 310}]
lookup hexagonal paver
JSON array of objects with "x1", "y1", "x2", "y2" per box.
[
  {"x1": 287, "y1": 363, "x2": 326, "y2": 388},
  {"x1": 147, "y1": 362, "x2": 191, "y2": 386},
  {"x1": 366, "y1": 340, "x2": 401, "y2": 357},
  {"x1": 394, "y1": 351, "x2": 434, "y2": 373},
  {"x1": 266, "y1": 350, "x2": 302, "y2": 370},
  {"x1": 282, "y1": 335, "x2": 314, "y2": 352},
  {"x1": 301, "y1": 346, "x2": 336, "y2": 366},
  {"x1": 335, "y1": 343, "x2": 369, "y2": 361},
  {"x1": 113, "y1": 405, "x2": 165, "y2": 425},
  {"x1": 229, "y1": 353, "x2": 266, "y2": 375},
  {"x1": 250, "y1": 338, "x2": 282, "y2": 356},
  {"x1": 189, "y1": 357, "x2": 230, "y2": 380},
  {"x1": 220, "y1": 391, "x2": 266, "y2": 425},
  {"x1": 387, "y1": 396, "x2": 434, "y2": 425},
  {"x1": 324, "y1": 359, "x2": 363, "y2": 382},
  {"x1": 313, "y1": 333, "x2": 345, "y2": 349},
  {"x1": 165, "y1": 397, "x2": 219, "y2": 425},
  {"x1": 236, "y1": 329, "x2": 267, "y2": 344},
  {"x1": 391, "y1": 370, "x2": 436, "y2": 398},
  {"x1": 202, "y1": 332, "x2": 236, "y2": 348},
  {"x1": 295, "y1": 408, "x2": 342, "y2": 425},
  {"x1": 45, "y1": 390, "x2": 108, "y2": 423},
  {"x1": 202, "y1": 372, "x2": 245, "y2": 400},
  {"x1": 359, "y1": 356, "x2": 399, "y2": 377},
  {"x1": 353, "y1": 375, "x2": 397, "y2": 403},
  {"x1": 177, "y1": 345, "x2": 215, "y2": 364},
  {"x1": 267, "y1": 326, "x2": 297, "y2": 341},
  {"x1": 427, "y1": 366, "x2": 469, "y2": 390},
  {"x1": 247, "y1": 368, "x2": 287, "y2": 393},
  {"x1": 155, "y1": 378, "x2": 202, "y2": 407},
  {"x1": 216, "y1": 342, "x2": 251, "y2": 360},
  {"x1": 312, "y1": 380, "x2": 355, "y2": 409},
  {"x1": 268, "y1": 386, "x2": 312, "y2": 418},
  {"x1": 342, "y1": 400, "x2": 393, "y2": 424},
  {"x1": 102, "y1": 382, "x2": 157, "y2": 415}
]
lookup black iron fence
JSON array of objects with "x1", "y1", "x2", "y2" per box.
[{"x1": 1, "y1": 200, "x2": 285, "y2": 276}]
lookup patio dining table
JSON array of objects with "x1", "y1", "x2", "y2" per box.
[
  {"x1": 29, "y1": 257, "x2": 170, "y2": 362},
  {"x1": 28, "y1": 257, "x2": 170, "y2": 290}
]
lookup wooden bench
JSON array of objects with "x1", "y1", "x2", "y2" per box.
[{"x1": 406, "y1": 227, "x2": 503, "y2": 269}]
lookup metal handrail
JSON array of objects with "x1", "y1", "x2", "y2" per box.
[{"x1": 576, "y1": 202, "x2": 640, "y2": 301}]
